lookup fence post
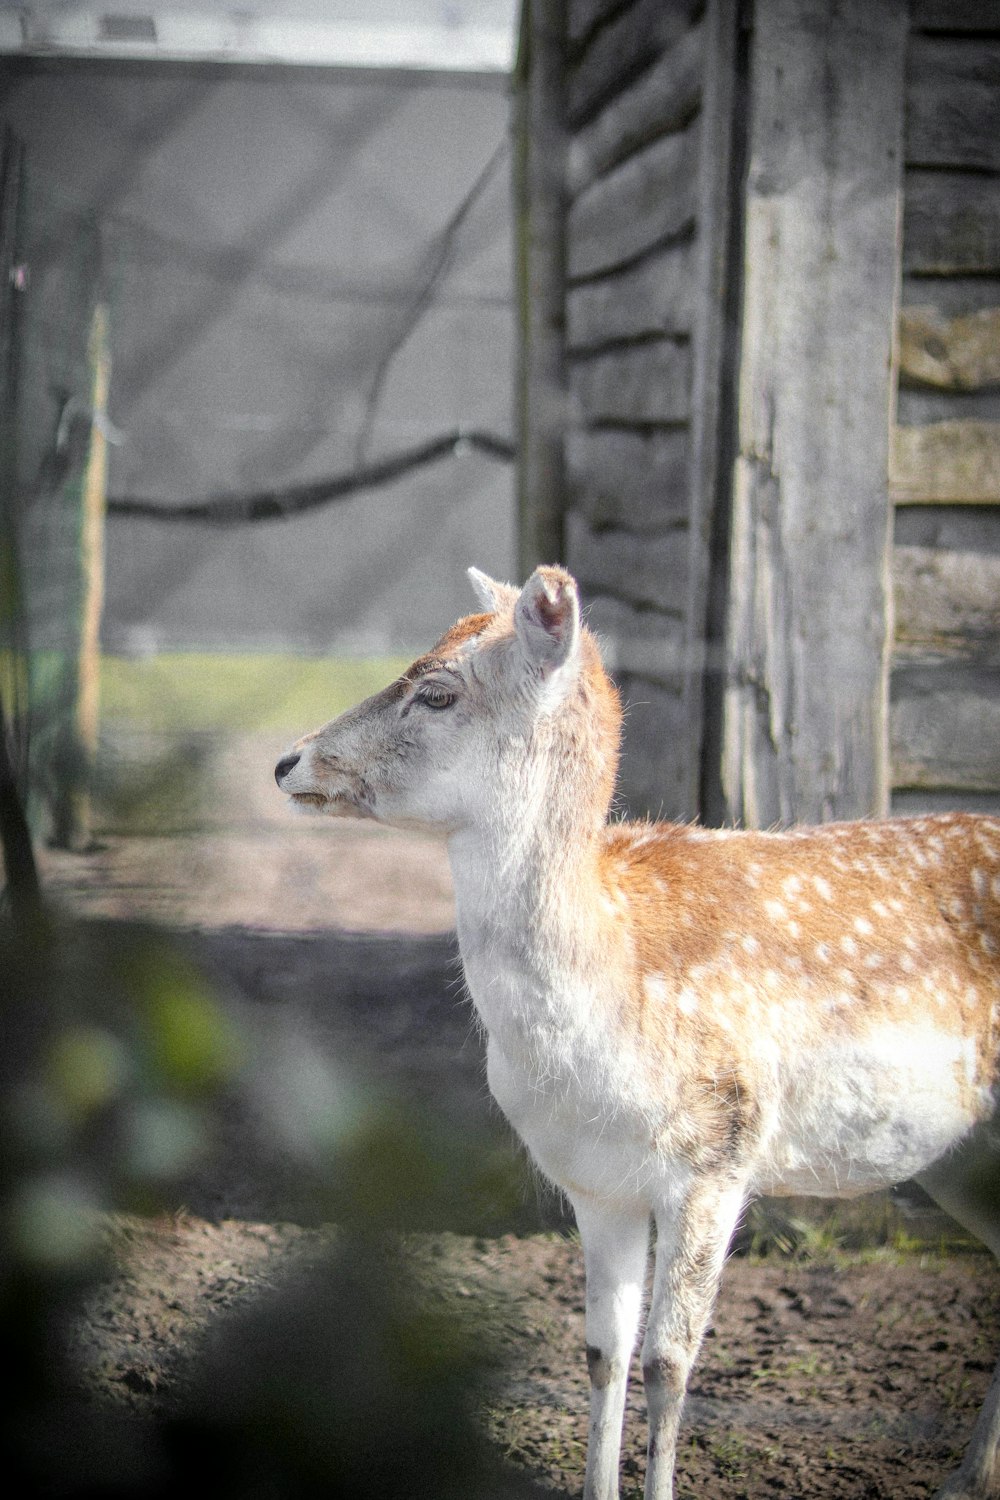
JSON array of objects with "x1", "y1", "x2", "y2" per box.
[{"x1": 49, "y1": 301, "x2": 110, "y2": 850}]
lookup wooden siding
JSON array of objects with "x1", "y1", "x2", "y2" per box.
[
  {"x1": 520, "y1": 0, "x2": 1000, "y2": 826},
  {"x1": 567, "y1": 121, "x2": 700, "y2": 279},
  {"x1": 567, "y1": 0, "x2": 703, "y2": 127},
  {"x1": 566, "y1": 238, "x2": 695, "y2": 348},
  {"x1": 890, "y1": 1, "x2": 1000, "y2": 812},
  {"x1": 716, "y1": 0, "x2": 906, "y2": 828},
  {"x1": 562, "y1": 0, "x2": 729, "y2": 818},
  {"x1": 565, "y1": 427, "x2": 689, "y2": 531}
]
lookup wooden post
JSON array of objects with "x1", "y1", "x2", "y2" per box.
[
  {"x1": 76, "y1": 303, "x2": 110, "y2": 842},
  {"x1": 0, "y1": 127, "x2": 30, "y2": 788},
  {"x1": 514, "y1": 0, "x2": 568, "y2": 572},
  {"x1": 681, "y1": 0, "x2": 742, "y2": 821},
  {"x1": 715, "y1": 0, "x2": 907, "y2": 827},
  {"x1": 50, "y1": 302, "x2": 109, "y2": 850}
]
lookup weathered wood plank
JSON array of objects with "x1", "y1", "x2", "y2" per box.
[
  {"x1": 567, "y1": 239, "x2": 695, "y2": 348},
  {"x1": 890, "y1": 666, "x2": 1000, "y2": 790},
  {"x1": 569, "y1": 0, "x2": 621, "y2": 46},
  {"x1": 893, "y1": 503, "x2": 1000, "y2": 664},
  {"x1": 568, "y1": 337, "x2": 690, "y2": 424},
  {"x1": 585, "y1": 593, "x2": 688, "y2": 684},
  {"x1": 892, "y1": 788, "x2": 1000, "y2": 816},
  {"x1": 568, "y1": 19, "x2": 703, "y2": 194},
  {"x1": 565, "y1": 507, "x2": 690, "y2": 612},
  {"x1": 902, "y1": 274, "x2": 1000, "y2": 319},
  {"x1": 898, "y1": 304, "x2": 1000, "y2": 389},
  {"x1": 906, "y1": 37, "x2": 1000, "y2": 170},
  {"x1": 73, "y1": 304, "x2": 110, "y2": 851},
  {"x1": 894, "y1": 501, "x2": 1000, "y2": 551},
  {"x1": 682, "y1": 0, "x2": 741, "y2": 823},
  {"x1": 903, "y1": 169, "x2": 1000, "y2": 274},
  {"x1": 896, "y1": 388, "x2": 1000, "y2": 426},
  {"x1": 568, "y1": 0, "x2": 703, "y2": 126},
  {"x1": 718, "y1": 0, "x2": 906, "y2": 827},
  {"x1": 514, "y1": 0, "x2": 569, "y2": 572},
  {"x1": 568, "y1": 121, "x2": 699, "y2": 278},
  {"x1": 910, "y1": 1, "x2": 1000, "y2": 32},
  {"x1": 890, "y1": 420, "x2": 1000, "y2": 502},
  {"x1": 893, "y1": 539, "x2": 1000, "y2": 663},
  {"x1": 613, "y1": 672, "x2": 691, "y2": 818},
  {"x1": 566, "y1": 426, "x2": 690, "y2": 530}
]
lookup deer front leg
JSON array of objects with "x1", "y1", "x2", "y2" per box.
[
  {"x1": 642, "y1": 1177, "x2": 748, "y2": 1500},
  {"x1": 572, "y1": 1196, "x2": 651, "y2": 1500}
]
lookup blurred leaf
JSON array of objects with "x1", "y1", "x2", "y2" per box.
[
  {"x1": 331, "y1": 1100, "x2": 525, "y2": 1235},
  {"x1": 134, "y1": 948, "x2": 243, "y2": 1092},
  {"x1": 47, "y1": 1024, "x2": 131, "y2": 1120},
  {"x1": 10, "y1": 1171, "x2": 103, "y2": 1270},
  {"x1": 122, "y1": 1098, "x2": 205, "y2": 1183}
]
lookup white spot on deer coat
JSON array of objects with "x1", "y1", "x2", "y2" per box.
[
  {"x1": 677, "y1": 988, "x2": 698, "y2": 1016},
  {"x1": 643, "y1": 973, "x2": 670, "y2": 1007}
]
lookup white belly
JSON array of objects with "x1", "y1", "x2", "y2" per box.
[
  {"x1": 486, "y1": 1022, "x2": 987, "y2": 1210},
  {"x1": 468, "y1": 924, "x2": 991, "y2": 1210},
  {"x1": 757, "y1": 1029, "x2": 988, "y2": 1198}
]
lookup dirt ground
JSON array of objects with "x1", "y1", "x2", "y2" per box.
[
  {"x1": 32, "y1": 736, "x2": 1000, "y2": 1499},
  {"x1": 63, "y1": 1211, "x2": 1000, "y2": 1500}
]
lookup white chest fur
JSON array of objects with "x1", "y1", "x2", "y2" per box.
[{"x1": 455, "y1": 890, "x2": 659, "y2": 1207}]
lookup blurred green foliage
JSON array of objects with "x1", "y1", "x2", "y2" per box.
[
  {"x1": 0, "y1": 889, "x2": 538, "y2": 1499},
  {"x1": 1, "y1": 911, "x2": 239, "y2": 1290}
]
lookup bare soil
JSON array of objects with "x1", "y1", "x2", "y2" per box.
[
  {"x1": 33, "y1": 739, "x2": 1000, "y2": 1498},
  {"x1": 65, "y1": 1212, "x2": 1000, "y2": 1500}
]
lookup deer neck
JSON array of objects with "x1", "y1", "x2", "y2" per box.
[{"x1": 446, "y1": 741, "x2": 610, "y2": 1024}]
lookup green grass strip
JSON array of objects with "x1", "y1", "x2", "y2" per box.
[{"x1": 99, "y1": 652, "x2": 411, "y2": 735}]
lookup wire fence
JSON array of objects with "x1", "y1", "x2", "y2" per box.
[{"x1": 0, "y1": 65, "x2": 517, "y2": 851}]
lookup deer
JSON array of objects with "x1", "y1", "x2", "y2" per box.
[{"x1": 274, "y1": 565, "x2": 1000, "y2": 1500}]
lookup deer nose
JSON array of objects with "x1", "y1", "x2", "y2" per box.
[{"x1": 275, "y1": 752, "x2": 300, "y2": 786}]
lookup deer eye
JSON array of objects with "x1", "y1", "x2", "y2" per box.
[{"x1": 417, "y1": 682, "x2": 457, "y2": 711}]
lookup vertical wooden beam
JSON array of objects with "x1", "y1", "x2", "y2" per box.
[
  {"x1": 717, "y1": 0, "x2": 906, "y2": 827},
  {"x1": 50, "y1": 302, "x2": 109, "y2": 851},
  {"x1": 682, "y1": 0, "x2": 742, "y2": 820},
  {"x1": 0, "y1": 126, "x2": 38, "y2": 915},
  {"x1": 514, "y1": 0, "x2": 568, "y2": 572},
  {"x1": 76, "y1": 303, "x2": 110, "y2": 838},
  {"x1": 0, "y1": 127, "x2": 29, "y2": 769}
]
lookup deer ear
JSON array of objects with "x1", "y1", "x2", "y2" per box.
[
  {"x1": 467, "y1": 567, "x2": 519, "y2": 614},
  {"x1": 514, "y1": 567, "x2": 580, "y2": 677}
]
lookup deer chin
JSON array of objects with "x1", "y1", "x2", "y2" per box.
[
  {"x1": 288, "y1": 788, "x2": 375, "y2": 820},
  {"x1": 285, "y1": 791, "x2": 326, "y2": 812}
]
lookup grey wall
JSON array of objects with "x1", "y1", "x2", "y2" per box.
[{"x1": 2, "y1": 58, "x2": 515, "y2": 655}]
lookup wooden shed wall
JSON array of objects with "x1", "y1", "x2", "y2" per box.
[
  {"x1": 714, "y1": 0, "x2": 906, "y2": 829},
  {"x1": 559, "y1": 0, "x2": 732, "y2": 818},
  {"x1": 519, "y1": 0, "x2": 1000, "y2": 825},
  {"x1": 890, "y1": 0, "x2": 1000, "y2": 814}
]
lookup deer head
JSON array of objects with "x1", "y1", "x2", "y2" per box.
[{"x1": 274, "y1": 566, "x2": 621, "y2": 839}]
